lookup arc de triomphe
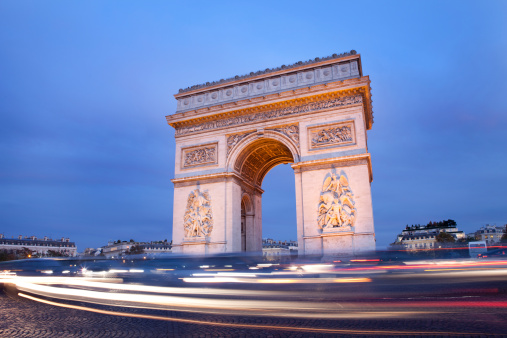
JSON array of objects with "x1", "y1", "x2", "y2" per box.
[{"x1": 166, "y1": 51, "x2": 375, "y2": 256}]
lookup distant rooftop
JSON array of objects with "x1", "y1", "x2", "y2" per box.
[{"x1": 178, "y1": 50, "x2": 358, "y2": 93}]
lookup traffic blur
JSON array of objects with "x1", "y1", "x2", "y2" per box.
[{"x1": 1, "y1": 251, "x2": 506, "y2": 322}]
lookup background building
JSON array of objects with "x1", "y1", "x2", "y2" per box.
[
  {"x1": 392, "y1": 220, "x2": 465, "y2": 251},
  {"x1": 473, "y1": 225, "x2": 506, "y2": 246},
  {"x1": 262, "y1": 238, "x2": 298, "y2": 260},
  {"x1": 100, "y1": 240, "x2": 171, "y2": 259},
  {"x1": 0, "y1": 234, "x2": 77, "y2": 257}
]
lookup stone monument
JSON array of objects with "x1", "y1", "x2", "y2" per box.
[{"x1": 166, "y1": 50, "x2": 375, "y2": 256}]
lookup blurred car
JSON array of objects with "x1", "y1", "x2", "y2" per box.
[{"x1": 477, "y1": 248, "x2": 507, "y2": 258}]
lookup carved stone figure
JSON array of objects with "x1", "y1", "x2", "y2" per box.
[
  {"x1": 317, "y1": 173, "x2": 356, "y2": 229},
  {"x1": 183, "y1": 146, "x2": 216, "y2": 167},
  {"x1": 175, "y1": 95, "x2": 362, "y2": 136},
  {"x1": 227, "y1": 132, "x2": 254, "y2": 156},
  {"x1": 311, "y1": 125, "x2": 352, "y2": 148},
  {"x1": 184, "y1": 189, "x2": 213, "y2": 238},
  {"x1": 270, "y1": 124, "x2": 299, "y2": 147}
]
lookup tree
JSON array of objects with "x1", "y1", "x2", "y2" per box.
[
  {"x1": 436, "y1": 232, "x2": 455, "y2": 243},
  {"x1": 501, "y1": 233, "x2": 507, "y2": 243},
  {"x1": 17, "y1": 247, "x2": 35, "y2": 259},
  {"x1": 126, "y1": 245, "x2": 144, "y2": 255},
  {"x1": 458, "y1": 235, "x2": 476, "y2": 243},
  {"x1": 0, "y1": 250, "x2": 9, "y2": 262},
  {"x1": 46, "y1": 250, "x2": 65, "y2": 257}
]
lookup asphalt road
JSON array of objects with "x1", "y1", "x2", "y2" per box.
[{"x1": 1, "y1": 290, "x2": 506, "y2": 337}]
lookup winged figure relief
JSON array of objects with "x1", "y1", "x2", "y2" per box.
[{"x1": 317, "y1": 173, "x2": 356, "y2": 229}]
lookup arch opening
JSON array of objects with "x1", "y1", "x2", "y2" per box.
[
  {"x1": 234, "y1": 138, "x2": 297, "y2": 253},
  {"x1": 234, "y1": 138, "x2": 295, "y2": 188},
  {"x1": 261, "y1": 163, "x2": 297, "y2": 247}
]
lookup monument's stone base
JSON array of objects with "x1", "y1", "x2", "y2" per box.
[
  {"x1": 302, "y1": 232, "x2": 375, "y2": 257},
  {"x1": 172, "y1": 241, "x2": 227, "y2": 255}
]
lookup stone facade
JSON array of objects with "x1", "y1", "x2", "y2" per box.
[
  {"x1": 0, "y1": 234, "x2": 77, "y2": 257},
  {"x1": 167, "y1": 52, "x2": 375, "y2": 256},
  {"x1": 474, "y1": 224, "x2": 506, "y2": 246},
  {"x1": 393, "y1": 223, "x2": 466, "y2": 250}
]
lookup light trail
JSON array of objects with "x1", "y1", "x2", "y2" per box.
[
  {"x1": 18, "y1": 293, "x2": 488, "y2": 336},
  {"x1": 12, "y1": 281, "x2": 387, "y2": 318}
]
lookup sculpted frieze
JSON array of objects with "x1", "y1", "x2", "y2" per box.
[
  {"x1": 309, "y1": 121, "x2": 355, "y2": 150},
  {"x1": 227, "y1": 131, "x2": 255, "y2": 156},
  {"x1": 184, "y1": 189, "x2": 213, "y2": 238},
  {"x1": 227, "y1": 124, "x2": 299, "y2": 159},
  {"x1": 269, "y1": 124, "x2": 299, "y2": 147},
  {"x1": 175, "y1": 94, "x2": 362, "y2": 136},
  {"x1": 182, "y1": 143, "x2": 217, "y2": 168},
  {"x1": 317, "y1": 173, "x2": 356, "y2": 229}
]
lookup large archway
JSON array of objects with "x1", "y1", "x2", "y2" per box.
[
  {"x1": 231, "y1": 136, "x2": 296, "y2": 251},
  {"x1": 168, "y1": 52, "x2": 376, "y2": 256}
]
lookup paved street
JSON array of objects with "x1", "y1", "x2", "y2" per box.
[{"x1": 1, "y1": 290, "x2": 506, "y2": 337}]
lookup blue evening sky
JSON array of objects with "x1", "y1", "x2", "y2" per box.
[{"x1": 1, "y1": 1, "x2": 506, "y2": 250}]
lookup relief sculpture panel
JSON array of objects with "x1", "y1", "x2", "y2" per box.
[
  {"x1": 175, "y1": 94, "x2": 362, "y2": 136},
  {"x1": 317, "y1": 173, "x2": 356, "y2": 230},
  {"x1": 181, "y1": 143, "x2": 218, "y2": 169},
  {"x1": 184, "y1": 189, "x2": 213, "y2": 238},
  {"x1": 269, "y1": 124, "x2": 299, "y2": 148},
  {"x1": 227, "y1": 132, "x2": 254, "y2": 156},
  {"x1": 308, "y1": 121, "x2": 355, "y2": 150},
  {"x1": 227, "y1": 124, "x2": 299, "y2": 160}
]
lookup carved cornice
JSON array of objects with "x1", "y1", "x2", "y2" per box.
[
  {"x1": 291, "y1": 153, "x2": 373, "y2": 183},
  {"x1": 173, "y1": 58, "x2": 362, "y2": 114},
  {"x1": 171, "y1": 89, "x2": 367, "y2": 137},
  {"x1": 171, "y1": 171, "x2": 265, "y2": 195},
  {"x1": 177, "y1": 50, "x2": 358, "y2": 94}
]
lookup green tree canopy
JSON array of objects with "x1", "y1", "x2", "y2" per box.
[
  {"x1": 436, "y1": 232, "x2": 455, "y2": 243},
  {"x1": 126, "y1": 245, "x2": 144, "y2": 255}
]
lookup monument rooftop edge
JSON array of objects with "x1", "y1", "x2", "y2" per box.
[
  {"x1": 177, "y1": 50, "x2": 359, "y2": 94},
  {"x1": 171, "y1": 51, "x2": 370, "y2": 115}
]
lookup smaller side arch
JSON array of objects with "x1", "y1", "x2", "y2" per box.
[{"x1": 241, "y1": 192, "x2": 254, "y2": 216}]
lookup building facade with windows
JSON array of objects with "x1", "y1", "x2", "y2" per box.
[
  {"x1": 392, "y1": 222, "x2": 465, "y2": 251},
  {"x1": 0, "y1": 234, "x2": 77, "y2": 257},
  {"x1": 101, "y1": 240, "x2": 172, "y2": 259},
  {"x1": 474, "y1": 225, "x2": 506, "y2": 246},
  {"x1": 262, "y1": 238, "x2": 298, "y2": 260}
]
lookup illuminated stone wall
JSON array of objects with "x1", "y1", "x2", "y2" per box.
[{"x1": 168, "y1": 52, "x2": 375, "y2": 256}]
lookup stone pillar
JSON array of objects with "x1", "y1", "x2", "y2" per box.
[
  {"x1": 245, "y1": 214, "x2": 255, "y2": 251},
  {"x1": 225, "y1": 178, "x2": 242, "y2": 253},
  {"x1": 253, "y1": 192, "x2": 263, "y2": 252},
  {"x1": 293, "y1": 169, "x2": 306, "y2": 256}
]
